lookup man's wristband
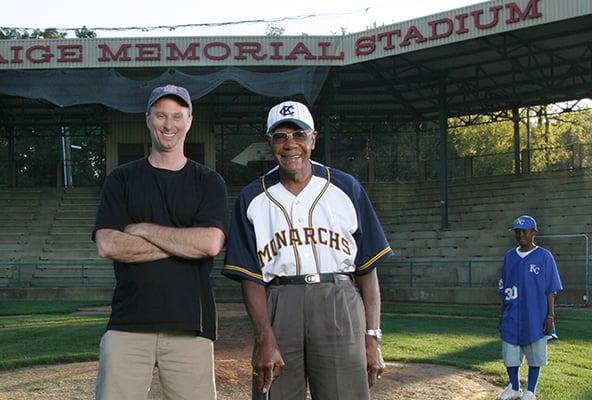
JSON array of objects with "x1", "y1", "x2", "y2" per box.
[{"x1": 546, "y1": 315, "x2": 554, "y2": 319}]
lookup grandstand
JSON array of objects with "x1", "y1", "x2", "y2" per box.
[
  {"x1": 0, "y1": 0, "x2": 591, "y2": 306},
  {"x1": 2, "y1": 168, "x2": 589, "y2": 305},
  {"x1": 369, "y1": 169, "x2": 592, "y2": 305}
]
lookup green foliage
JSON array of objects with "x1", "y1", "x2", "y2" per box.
[
  {"x1": 0, "y1": 26, "x2": 96, "y2": 39},
  {"x1": 265, "y1": 24, "x2": 285, "y2": 37},
  {"x1": 448, "y1": 106, "x2": 592, "y2": 176},
  {"x1": 75, "y1": 26, "x2": 96, "y2": 38}
]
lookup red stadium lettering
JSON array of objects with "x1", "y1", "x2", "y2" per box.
[
  {"x1": 234, "y1": 42, "x2": 267, "y2": 60},
  {"x1": 355, "y1": 35, "x2": 376, "y2": 57},
  {"x1": 471, "y1": 5, "x2": 503, "y2": 30},
  {"x1": 399, "y1": 25, "x2": 427, "y2": 47},
  {"x1": 26, "y1": 45, "x2": 54, "y2": 63},
  {"x1": 203, "y1": 42, "x2": 231, "y2": 61},
  {"x1": 57, "y1": 45, "x2": 83, "y2": 63},
  {"x1": 98, "y1": 44, "x2": 132, "y2": 62},
  {"x1": 377, "y1": 30, "x2": 401, "y2": 51},
  {"x1": 428, "y1": 18, "x2": 454, "y2": 41},
  {"x1": 285, "y1": 42, "x2": 316, "y2": 60},
  {"x1": 166, "y1": 42, "x2": 200, "y2": 61},
  {"x1": 135, "y1": 43, "x2": 161, "y2": 61},
  {"x1": 505, "y1": 0, "x2": 542, "y2": 23}
]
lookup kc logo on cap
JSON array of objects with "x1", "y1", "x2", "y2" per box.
[
  {"x1": 279, "y1": 105, "x2": 295, "y2": 117},
  {"x1": 267, "y1": 101, "x2": 315, "y2": 134},
  {"x1": 511, "y1": 215, "x2": 537, "y2": 231}
]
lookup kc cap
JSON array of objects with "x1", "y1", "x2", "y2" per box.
[
  {"x1": 147, "y1": 85, "x2": 192, "y2": 114},
  {"x1": 267, "y1": 101, "x2": 315, "y2": 134},
  {"x1": 511, "y1": 215, "x2": 538, "y2": 231}
]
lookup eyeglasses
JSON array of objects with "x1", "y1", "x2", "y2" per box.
[{"x1": 268, "y1": 129, "x2": 313, "y2": 144}]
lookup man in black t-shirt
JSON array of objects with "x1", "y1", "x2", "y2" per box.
[{"x1": 92, "y1": 85, "x2": 228, "y2": 400}]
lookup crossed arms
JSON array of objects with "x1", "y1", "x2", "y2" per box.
[{"x1": 95, "y1": 223, "x2": 226, "y2": 262}]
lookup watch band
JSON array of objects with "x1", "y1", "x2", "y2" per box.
[{"x1": 365, "y1": 328, "x2": 382, "y2": 341}]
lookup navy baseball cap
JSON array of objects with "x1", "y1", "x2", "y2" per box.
[
  {"x1": 510, "y1": 215, "x2": 538, "y2": 231},
  {"x1": 147, "y1": 85, "x2": 192, "y2": 114}
]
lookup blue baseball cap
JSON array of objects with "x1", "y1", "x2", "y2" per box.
[
  {"x1": 511, "y1": 215, "x2": 538, "y2": 231},
  {"x1": 147, "y1": 85, "x2": 192, "y2": 114}
]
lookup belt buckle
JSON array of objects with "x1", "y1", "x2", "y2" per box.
[{"x1": 304, "y1": 274, "x2": 321, "y2": 284}]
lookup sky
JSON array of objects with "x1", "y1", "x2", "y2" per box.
[{"x1": 3, "y1": 0, "x2": 485, "y2": 38}]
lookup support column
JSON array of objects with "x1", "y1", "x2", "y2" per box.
[
  {"x1": 415, "y1": 121, "x2": 423, "y2": 181},
  {"x1": 8, "y1": 126, "x2": 16, "y2": 187},
  {"x1": 525, "y1": 107, "x2": 531, "y2": 173},
  {"x1": 512, "y1": 107, "x2": 521, "y2": 175},
  {"x1": 439, "y1": 80, "x2": 449, "y2": 229}
]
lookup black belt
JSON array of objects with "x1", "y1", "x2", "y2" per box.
[{"x1": 269, "y1": 273, "x2": 353, "y2": 285}]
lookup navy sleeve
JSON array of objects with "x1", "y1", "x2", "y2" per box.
[
  {"x1": 350, "y1": 179, "x2": 393, "y2": 274},
  {"x1": 222, "y1": 188, "x2": 265, "y2": 285}
]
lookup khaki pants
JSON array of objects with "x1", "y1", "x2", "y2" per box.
[
  {"x1": 265, "y1": 279, "x2": 369, "y2": 400},
  {"x1": 95, "y1": 330, "x2": 216, "y2": 400}
]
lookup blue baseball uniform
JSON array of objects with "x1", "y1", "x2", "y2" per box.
[{"x1": 498, "y1": 246, "x2": 563, "y2": 346}]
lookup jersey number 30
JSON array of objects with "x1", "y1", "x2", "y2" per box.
[{"x1": 504, "y1": 286, "x2": 518, "y2": 301}]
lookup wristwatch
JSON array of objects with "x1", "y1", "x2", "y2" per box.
[{"x1": 366, "y1": 328, "x2": 382, "y2": 342}]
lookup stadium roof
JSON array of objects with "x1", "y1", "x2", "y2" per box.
[{"x1": 0, "y1": 0, "x2": 590, "y2": 125}]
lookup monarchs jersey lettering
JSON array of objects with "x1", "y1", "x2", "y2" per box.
[
  {"x1": 223, "y1": 161, "x2": 393, "y2": 283},
  {"x1": 498, "y1": 246, "x2": 563, "y2": 346}
]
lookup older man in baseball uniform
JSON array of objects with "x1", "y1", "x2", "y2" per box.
[{"x1": 223, "y1": 101, "x2": 393, "y2": 400}]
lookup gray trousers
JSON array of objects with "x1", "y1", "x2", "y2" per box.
[{"x1": 263, "y1": 278, "x2": 369, "y2": 400}]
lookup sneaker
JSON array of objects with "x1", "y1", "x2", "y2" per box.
[
  {"x1": 498, "y1": 384, "x2": 522, "y2": 400},
  {"x1": 523, "y1": 391, "x2": 537, "y2": 400}
]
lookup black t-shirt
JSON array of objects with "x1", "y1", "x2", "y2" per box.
[{"x1": 93, "y1": 157, "x2": 228, "y2": 340}]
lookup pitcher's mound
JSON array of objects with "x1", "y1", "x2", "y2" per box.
[{"x1": 0, "y1": 303, "x2": 502, "y2": 399}]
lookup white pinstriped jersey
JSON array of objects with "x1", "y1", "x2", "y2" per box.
[{"x1": 223, "y1": 161, "x2": 393, "y2": 284}]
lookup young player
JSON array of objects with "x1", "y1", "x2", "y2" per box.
[{"x1": 497, "y1": 215, "x2": 563, "y2": 400}]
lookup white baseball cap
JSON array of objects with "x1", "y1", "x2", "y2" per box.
[{"x1": 266, "y1": 101, "x2": 315, "y2": 134}]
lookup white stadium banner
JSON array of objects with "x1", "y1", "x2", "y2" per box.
[{"x1": 0, "y1": 0, "x2": 590, "y2": 69}]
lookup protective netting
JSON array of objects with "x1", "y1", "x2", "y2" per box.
[{"x1": 0, "y1": 66, "x2": 329, "y2": 113}]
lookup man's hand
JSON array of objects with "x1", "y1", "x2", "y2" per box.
[
  {"x1": 365, "y1": 335, "x2": 385, "y2": 387},
  {"x1": 253, "y1": 328, "x2": 285, "y2": 393}
]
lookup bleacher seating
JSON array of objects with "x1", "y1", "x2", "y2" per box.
[
  {"x1": 0, "y1": 169, "x2": 590, "y2": 303},
  {"x1": 30, "y1": 188, "x2": 112, "y2": 287},
  {"x1": 0, "y1": 188, "x2": 44, "y2": 264},
  {"x1": 366, "y1": 170, "x2": 592, "y2": 292}
]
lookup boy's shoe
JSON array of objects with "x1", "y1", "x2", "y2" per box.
[
  {"x1": 498, "y1": 384, "x2": 522, "y2": 400},
  {"x1": 522, "y1": 390, "x2": 537, "y2": 400}
]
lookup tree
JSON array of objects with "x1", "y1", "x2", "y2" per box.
[
  {"x1": 265, "y1": 24, "x2": 285, "y2": 36},
  {"x1": 75, "y1": 26, "x2": 97, "y2": 38},
  {"x1": 0, "y1": 26, "x2": 96, "y2": 39},
  {"x1": 448, "y1": 105, "x2": 592, "y2": 176}
]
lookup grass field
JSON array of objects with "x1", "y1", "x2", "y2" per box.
[{"x1": 0, "y1": 301, "x2": 590, "y2": 399}]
